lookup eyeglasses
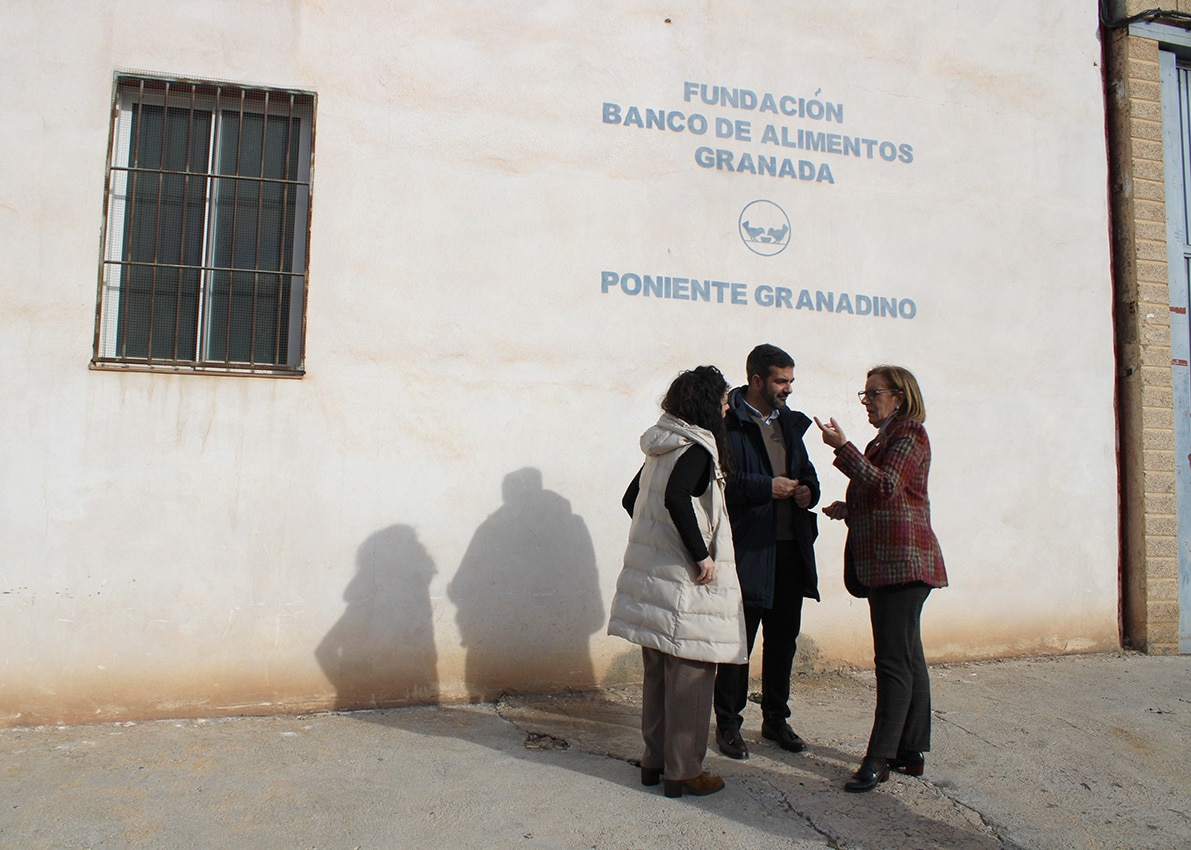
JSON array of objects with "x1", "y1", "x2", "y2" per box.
[{"x1": 857, "y1": 388, "x2": 898, "y2": 402}]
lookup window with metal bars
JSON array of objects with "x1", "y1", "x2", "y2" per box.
[{"x1": 93, "y1": 75, "x2": 315, "y2": 375}]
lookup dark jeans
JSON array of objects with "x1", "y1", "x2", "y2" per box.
[
  {"x1": 866, "y1": 582, "x2": 933, "y2": 759},
  {"x1": 714, "y1": 541, "x2": 804, "y2": 731}
]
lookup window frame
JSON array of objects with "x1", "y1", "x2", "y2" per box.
[{"x1": 91, "y1": 72, "x2": 316, "y2": 377}]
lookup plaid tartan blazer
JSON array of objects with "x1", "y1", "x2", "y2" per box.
[{"x1": 833, "y1": 417, "x2": 947, "y2": 590}]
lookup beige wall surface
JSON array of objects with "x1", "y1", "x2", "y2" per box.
[{"x1": 0, "y1": 0, "x2": 1118, "y2": 725}]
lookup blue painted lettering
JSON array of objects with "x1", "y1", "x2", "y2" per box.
[
  {"x1": 602, "y1": 102, "x2": 711, "y2": 135},
  {"x1": 602, "y1": 273, "x2": 919, "y2": 319},
  {"x1": 684, "y1": 83, "x2": 842, "y2": 121}
]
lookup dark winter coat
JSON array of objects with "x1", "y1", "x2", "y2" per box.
[{"x1": 724, "y1": 387, "x2": 820, "y2": 608}]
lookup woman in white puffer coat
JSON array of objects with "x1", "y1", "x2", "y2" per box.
[{"x1": 608, "y1": 365, "x2": 747, "y2": 798}]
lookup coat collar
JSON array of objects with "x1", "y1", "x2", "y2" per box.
[{"x1": 727, "y1": 386, "x2": 812, "y2": 436}]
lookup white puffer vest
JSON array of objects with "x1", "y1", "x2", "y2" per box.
[{"x1": 608, "y1": 414, "x2": 747, "y2": 664}]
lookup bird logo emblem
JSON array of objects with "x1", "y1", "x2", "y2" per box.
[{"x1": 739, "y1": 200, "x2": 791, "y2": 257}]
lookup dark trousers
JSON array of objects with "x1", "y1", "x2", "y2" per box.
[
  {"x1": 714, "y1": 541, "x2": 804, "y2": 731},
  {"x1": 866, "y1": 582, "x2": 933, "y2": 759}
]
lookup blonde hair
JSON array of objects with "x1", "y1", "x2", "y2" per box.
[{"x1": 868, "y1": 365, "x2": 926, "y2": 423}]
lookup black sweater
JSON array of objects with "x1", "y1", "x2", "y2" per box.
[{"x1": 622, "y1": 445, "x2": 714, "y2": 562}]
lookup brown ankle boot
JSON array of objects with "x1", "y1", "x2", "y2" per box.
[{"x1": 663, "y1": 772, "x2": 725, "y2": 798}]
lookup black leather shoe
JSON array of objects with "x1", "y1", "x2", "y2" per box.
[
  {"x1": 890, "y1": 750, "x2": 924, "y2": 777},
  {"x1": 715, "y1": 726, "x2": 749, "y2": 759},
  {"x1": 641, "y1": 766, "x2": 662, "y2": 786},
  {"x1": 761, "y1": 721, "x2": 806, "y2": 753},
  {"x1": 844, "y1": 757, "x2": 890, "y2": 792}
]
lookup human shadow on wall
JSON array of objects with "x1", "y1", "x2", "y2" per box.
[
  {"x1": 447, "y1": 467, "x2": 604, "y2": 701},
  {"x1": 316, "y1": 524, "x2": 439, "y2": 709}
]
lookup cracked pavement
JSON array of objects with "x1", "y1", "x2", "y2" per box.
[{"x1": 2, "y1": 653, "x2": 1188, "y2": 849}]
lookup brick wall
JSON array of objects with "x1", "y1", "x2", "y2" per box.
[{"x1": 1106, "y1": 4, "x2": 1182, "y2": 653}]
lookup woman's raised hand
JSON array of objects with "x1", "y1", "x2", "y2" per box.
[{"x1": 814, "y1": 415, "x2": 847, "y2": 449}]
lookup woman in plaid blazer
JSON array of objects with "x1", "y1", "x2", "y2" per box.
[{"x1": 815, "y1": 365, "x2": 947, "y2": 793}]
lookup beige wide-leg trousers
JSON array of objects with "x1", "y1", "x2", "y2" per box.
[{"x1": 640, "y1": 646, "x2": 717, "y2": 781}]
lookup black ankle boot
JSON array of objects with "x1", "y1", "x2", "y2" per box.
[
  {"x1": 844, "y1": 756, "x2": 890, "y2": 792},
  {"x1": 890, "y1": 750, "x2": 924, "y2": 777}
]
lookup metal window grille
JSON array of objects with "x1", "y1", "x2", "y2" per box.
[{"x1": 93, "y1": 75, "x2": 315, "y2": 375}]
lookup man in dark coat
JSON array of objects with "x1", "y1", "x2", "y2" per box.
[{"x1": 713, "y1": 344, "x2": 820, "y2": 759}]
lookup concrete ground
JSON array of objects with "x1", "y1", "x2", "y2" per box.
[{"x1": 1, "y1": 652, "x2": 1188, "y2": 849}]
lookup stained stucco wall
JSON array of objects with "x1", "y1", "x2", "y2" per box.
[{"x1": 0, "y1": 0, "x2": 1119, "y2": 725}]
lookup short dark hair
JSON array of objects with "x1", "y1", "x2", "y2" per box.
[
  {"x1": 661, "y1": 365, "x2": 734, "y2": 476},
  {"x1": 746, "y1": 344, "x2": 794, "y2": 383}
]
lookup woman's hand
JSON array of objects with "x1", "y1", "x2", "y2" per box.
[
  {"x1": 814, "y1": 416, "x2": 847, "y2": 449},
  {"x1": 695, "y1": 557, "x2": 717, "y2": 585},
  {"x1": 822, "y1": 500, "x2": 848, "y2": 521}
]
